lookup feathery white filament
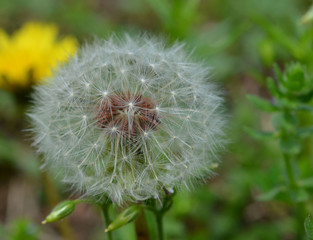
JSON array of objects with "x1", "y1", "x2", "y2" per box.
[{"x1": 29, "y1": 35, "x2": 226, "y2": 205}]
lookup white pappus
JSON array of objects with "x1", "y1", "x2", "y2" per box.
[{"x1": 29, "y1": 35, "x2": 226, "y2": 205}]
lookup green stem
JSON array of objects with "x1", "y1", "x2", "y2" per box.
[
  {"x1": 101, "y1": 203, "x2": 113, "y2": 240},
  {"x1": 283, "y1": 153, "x2": 306, "y2": 238},
  {"x1": 155, "y1": 213, "x2": 164, "y2": 240},
  {"x1": 283, "y1": 154, "x2": 297, "y2": 191},
  {"x1": 145, "y1": 194, "x2": 173, "y2": 240}
]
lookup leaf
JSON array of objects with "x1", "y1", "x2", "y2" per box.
[
  {"x1": 246, "y1": 94, "x2": 279, "y2": 112},
  {"x1": 297, "y1": 126, "x2": 313, "y2": 138},
  {"x1": 105, "y1": 205, "x2": 141, "y2": 232},
  {"x1": 266, "y1": 77, "x2": 281, "y2": 98},
  {"x1": 145, "y1": 0, "x2": 170, "y2": 24},
  {"x1": 301, "y1": 5, "x2": 313, "y2": 24},
  {"x1": 272, "y1": 112, "x2": 298, "y2": 131},
  {"x1": 9, "y1": 219, "x2": 39, "y2": 240},
  {"x1": 297, "y1": 89, "x2": 313, "y2": 103},
  {"x1": 259, "y1": 39, "x2": 275, "y2": 66},
  {"x1": 296, "y1": 104, "x2": 313, "y2": 112},
  {"x1": 257, "y1": 186, "x2": 286, "y2": 201},
  {"x1": 280, "y1": 137, "x2": 301, "y2": 155},
  {"x1": 300, "y1": 177, "x2": 313, "y2": 188},
  {"x1": 282, "y1": 111, "x2": 298, "y2": 126},
  {"x1": 305, "y1": 214, "x2": 313, "y2": 239},
  {"x1": 244, "y1": 127, "x2": 277, "y2": 141},
  {"x1": 253, "y1": 17, "x2": 300, "y2": 58},
  {"x1": 273, "y1": 63, "x2": 284, "y2": 85},
  {"x1": 295, "y1": 189, "x2": 309, "y2": 202}
]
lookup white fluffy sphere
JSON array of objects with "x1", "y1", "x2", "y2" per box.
[{"x1": 29, "y1": 35, "x2": 226, "y2": 204}]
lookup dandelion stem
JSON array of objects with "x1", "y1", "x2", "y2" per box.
[
  {"x1": 155, "y1": 213, "x2": 164, "y2": 240},
  {"x1": 101, "y1": 203, "x2": 113, "y2": 240},
  {"x1": 148, "y1": 194, "x2": 173, "y2": 240}
]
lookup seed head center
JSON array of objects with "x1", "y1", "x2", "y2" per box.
[{"x1": 97, "y1": 92, "x2": 160, "y2": 137}]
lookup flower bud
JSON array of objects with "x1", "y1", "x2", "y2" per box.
[
  {"x1": 105, "y1": 205, "x2": 141, "y2": 232},
  {"x1": 42, "y1": 200, "x2": 76, "y2": 224}
]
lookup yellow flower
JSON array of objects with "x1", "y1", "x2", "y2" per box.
[{"x1": 0, "y1": 22, "x2": 77, "y2": 91}]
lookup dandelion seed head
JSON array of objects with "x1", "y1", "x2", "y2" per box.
[{"x1": 29, "y1": 35, "x2": 226, "y2": 205}]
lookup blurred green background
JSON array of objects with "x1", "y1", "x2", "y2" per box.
[{"x1": 0, "y1": 0, "x2": 313, "y2": 239}]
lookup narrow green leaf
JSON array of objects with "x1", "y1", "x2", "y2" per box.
[
  {"x1": 273, "y1": 63, "x2": 284, "y2": 85},
  {"x1": 305, "y1": 214, "x2": 313, "y2": 239},
  {"x1": 257, "y1": 186, "x2": 286, "y2": 201},
  {"x1": 259, "y1": 39, "x2": 275, "y2": 66},
  {"x1": 299, "y1": 177, "x2": 313, "y2": 188},
  {"x1": 283, "y1": 111, "x2": 298, "y2": 126},
  {"x1": 301, "y1": 5, "x2": 313, "y2": 24},
  {"x1": 145, "y1": 0, "x2": 170, "y2": 23},
  {"x1": 246, "y1": 94, "x2": 279, "y2": 112},
  {"x1": 254, "y1": 16, "x2": 299, "y2": 58},
  {"x1": 280, "y1": 137, "x2": 301, "y2": 155},
  {"x1": 297, "y1": 126, "x2": 313, "y2": 138},
  {"x1": 266, "y1": 77, "x2": 281, "y2": 98},
  {"x1": 105, "y1": 205, "x2": 141, "y2": 232},
  {"x1": 296, "y1": 104, "x2": 313, "y2": 112},
  {"x1": 9, "y1": 219, "x2": 39, "y2": 240},
  {"x1": 244, "y1": 127, "x2": 277, "y2": 140},
  {"x1": 297, "y1": 89, "x2": 313, "y2": 103},
  {"x1": 295, "y1": 189, "x2": 309, "y2": 202},
  {"x1": 272, "y1": 112, "x2": 298, "y2": 131}
]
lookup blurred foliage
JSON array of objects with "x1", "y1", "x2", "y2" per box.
[
  {"x1": 0, "y1": 219, "x2": 39, "y2": 240},
  {"x1": 1, "y1": 0, "x2": 313, "y2": 239}
]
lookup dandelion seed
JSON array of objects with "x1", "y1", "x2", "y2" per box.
[{"x1": 29, "y1": 35, "x2": 226, "y2": 205}]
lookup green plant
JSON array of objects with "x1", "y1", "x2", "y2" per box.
[
  {"x1": 247, "y1": 63, "x2": 313, "y2": 239},
  {"x1": 30, "y1": 35, "x2": 226, "y2": 239}
]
